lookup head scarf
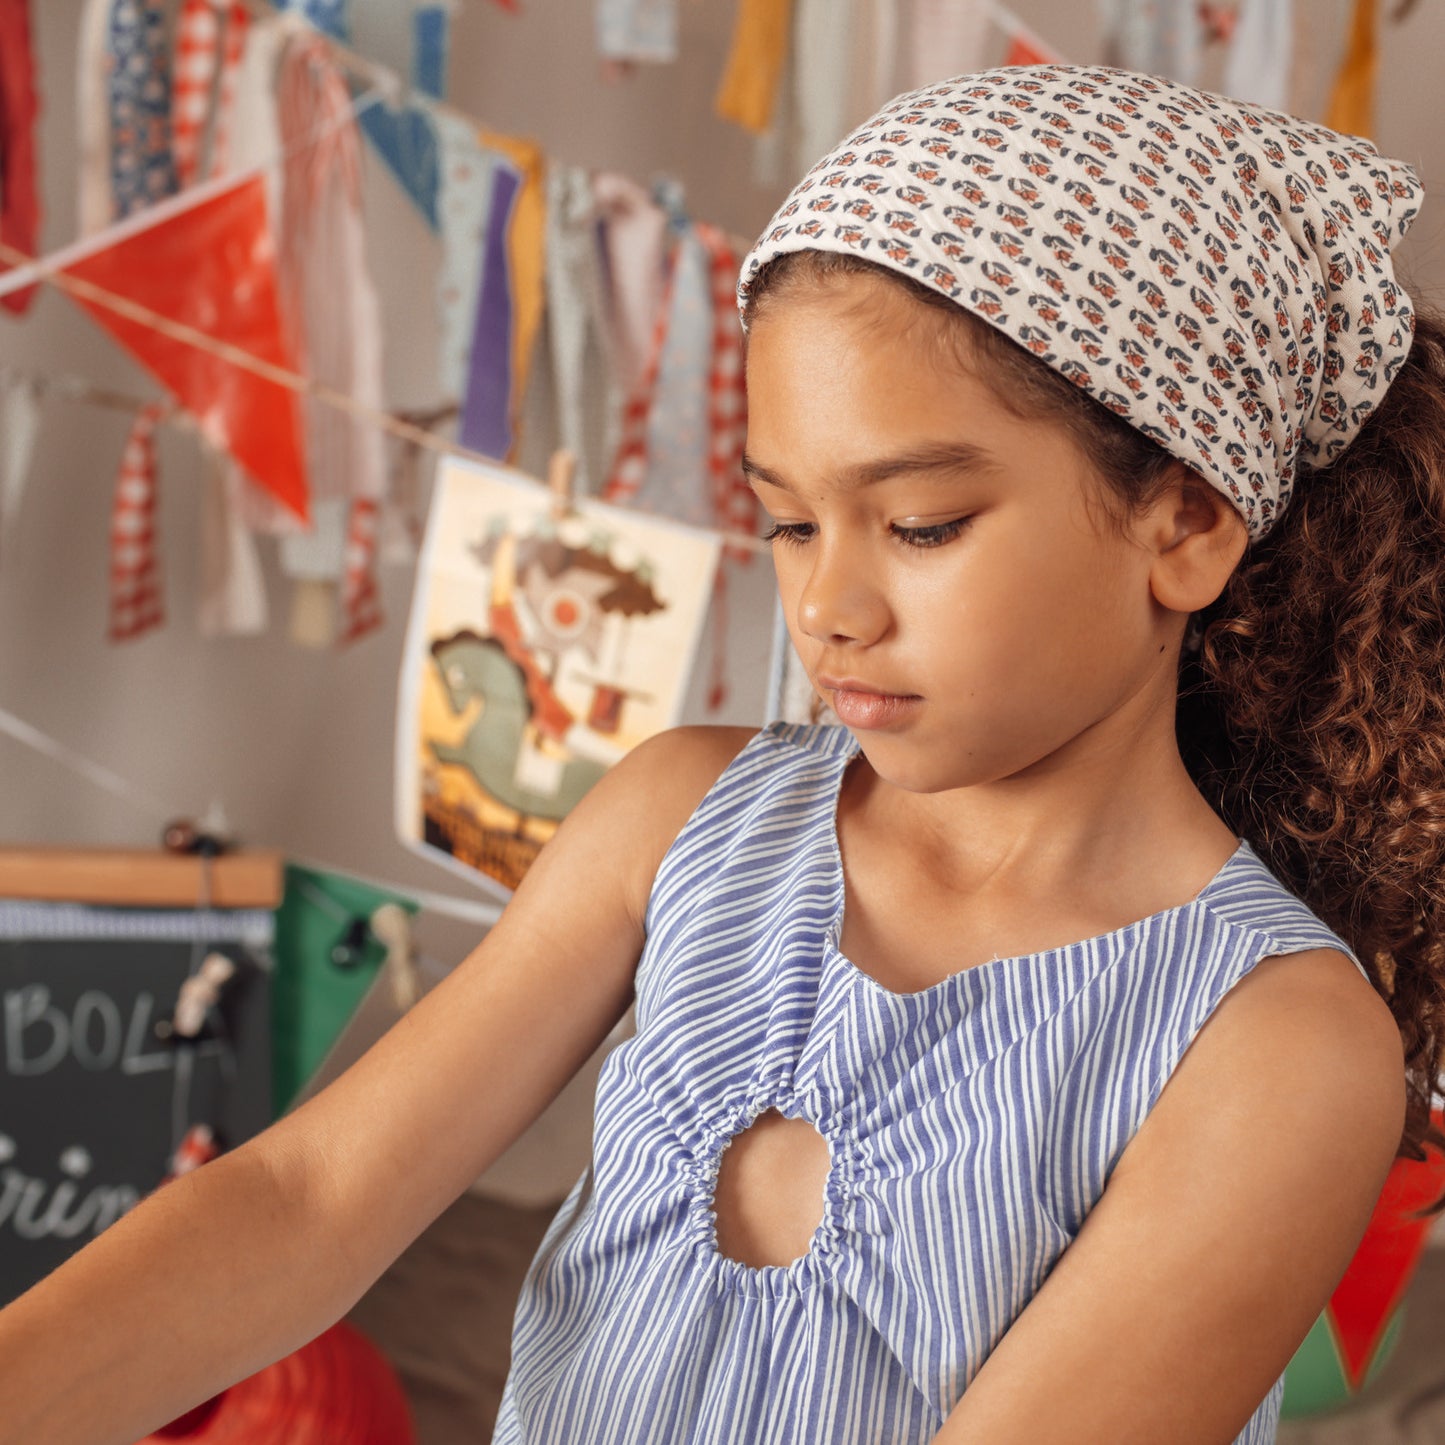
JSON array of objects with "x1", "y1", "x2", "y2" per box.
[{"x1": 738, "y1": 64, "x2": 1424, "y2": 542}]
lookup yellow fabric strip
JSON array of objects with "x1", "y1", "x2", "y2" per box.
[
  {"x1": 480, "y1": 126, "x2": 548, "y2": 464},
  {"x1": 1325, "y1": 0, "x2": 1379, "y2": 140},
  {"x1": 715, "y1": 0, "x2": 795, "y2": 135}
]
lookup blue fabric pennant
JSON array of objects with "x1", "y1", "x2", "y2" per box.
[
  {"x1": 459, "y1": 163, "x2": 521, "y2": 459},
  {"x1": 107, "y1": 0, "x2": 179, "y2": 218}
]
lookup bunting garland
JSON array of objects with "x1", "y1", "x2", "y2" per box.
[{"x1": 21, "y1": 0, "x2": 1090, "y2": 661}]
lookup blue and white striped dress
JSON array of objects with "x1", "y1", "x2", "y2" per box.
[{"x1": 492, "y1": 722, "x2": 1368, "y2": 1444}]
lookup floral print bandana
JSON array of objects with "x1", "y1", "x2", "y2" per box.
[{"x1": 738, "y1": 65, "x2": 1424, "y2": 543}]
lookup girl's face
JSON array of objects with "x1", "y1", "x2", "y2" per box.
[{"x1": 744, "y1": 273, "x2": 1189, "y2": 797}]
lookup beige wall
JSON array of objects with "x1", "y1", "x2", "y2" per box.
[{"x1": 2, "y1": 0, "x2": 1443, "y2": 1202}]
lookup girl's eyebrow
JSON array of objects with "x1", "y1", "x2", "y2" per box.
[{"x1": 740, "y1": 441, "x2": 1001, "y2": 494}]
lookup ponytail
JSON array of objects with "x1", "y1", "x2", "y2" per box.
[{"x1": 1180, "y1": 307, "x2": 1445, "y2": 1200}]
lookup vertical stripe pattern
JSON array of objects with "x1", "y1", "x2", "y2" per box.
[{"x1": 493, "y1": 723, "x2": 1368, "y2": 1443}]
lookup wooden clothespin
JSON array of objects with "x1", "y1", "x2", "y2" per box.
[
  {"x1": 547, "y1": 448, "x2": 579, "y2": 522},
  {"x1": 370, "y1": 902, "x2": 420, "y2": 1013}
]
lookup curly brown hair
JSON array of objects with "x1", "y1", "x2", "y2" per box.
[{"x1": 743, "y1": 248, "x2": 1445, "y2": 1208}]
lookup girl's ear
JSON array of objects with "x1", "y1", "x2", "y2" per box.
[{"x1": 1145, "y1": 466, "x2": 1249, "y2": 616}]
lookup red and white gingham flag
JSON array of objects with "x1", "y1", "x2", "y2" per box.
[
  {"x1": 172, "y1": 0, "x2": 222, "y2": 189},
  {"x1": 172, "y1": 0, "x2": 250, "y2": 188},
  {"x1": 208, "y1": 2, "x2": 249, "y2": 178},
  {"x1": 339, "y1": 496, "x2": 383, "y2": 643},
  {"x1": 698, "y1": 222, "x2": 753, "y2": 561},
  {"x1": 108, "y1": 401, "x2": 171, "y2": 642}
]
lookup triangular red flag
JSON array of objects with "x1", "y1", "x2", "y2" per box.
[
  {"x1": 1004, "y1": 32, "x2": 1052, "y2": 66},
  {"x1": 64, "y1": 177, "x2": 309, "y2": 520},
  {"x1": 1324, "y1": 1116, "x2": 1445, "y2": 1388}
]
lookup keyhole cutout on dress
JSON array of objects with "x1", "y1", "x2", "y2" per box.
[{"x1": 712, "y1": 1110, "x2": 831, "y2": 1268}]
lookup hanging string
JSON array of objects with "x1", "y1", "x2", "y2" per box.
[{"x1": 0, "y1": 700, "x2": 505, "y2": 926}]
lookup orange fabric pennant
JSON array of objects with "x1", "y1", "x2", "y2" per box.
[
  {"x1": 716, "y1": 0, "x2": 794, "y2": 135},
  {"x1": 1003, "y1": 32, "x2": 1053, "y2": 66},
  {"x1": 476, "y1": 126, "x2": 548, "y2": 464},
  {"x1": 1325, "y1": 0, "x2": 1379, "y2": 139},
  {"x1": 64, "y1": 176, "x2": 310, "y2": 520}
]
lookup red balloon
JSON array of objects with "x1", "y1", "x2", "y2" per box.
[{"x1": 142, "y1": 1322, "x2": 414, "y2": 1444}]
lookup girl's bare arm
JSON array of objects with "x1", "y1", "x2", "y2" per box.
[
  {"x1": 0, "y1": 725, "x2": 752, "y2": 1445},
  {"x1": 930, "y1": 946, "x2": 1406, "y2": 1445}
]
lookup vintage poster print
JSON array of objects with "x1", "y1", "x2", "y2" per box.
[{"x1": 397, "y1": 456, "x2": 721, "y2": 895}]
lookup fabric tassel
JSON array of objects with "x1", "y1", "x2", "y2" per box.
[
  {"x1": 0, "y1": 0, "x2": 42, "y2": 314},
  {"x1": 108, "y1": 401, "x2": 170, "y2": 643},
  {"x1": 905, "y1": 0, "x2": 989, "y2": 89},
  {"x1": 275, "y1": 30, "x2": 388, "y2": 640},
  {"x1": 854, "y1": 0, "x2": 901, "y2": 114},
  {"x1": 436, "y1": 111, "x2": 499, "y2": 401},
  {"x1": 0, "y1": 368, "x2": 41, "y2": 564},
  {"x1": 604, "y1": 227, "x2": 709, "y2": 513},
  {"x1": 1099, "y1": 0, "x2": 1202, "y2": 85},
  {"x1": 458, "y1": 130, "x2": 546, "y2": 463},
  {"x1": 715, "y1": 0, "x2": 795, "y2": 135},
  {"x1": 198, "y1": 451, "x2": 269, "y2": 637},
  {"x1": 78, "y1": 0, "x2": 113, "y2": 234},
  {"x1": 172, "y1": 0, "x2": 224, "y2": 188},
  {"x1": 593, "y1": 172, "x2": 671, "y2": 401},
  {"x1": 795, "y1": 0, "x2": 856, "y2": 178},
  {"x1": 1326, "y1": 0, "x2": 1379, "y2": 139},
  {"x1": 459, "y1": 161, "x2": 521, "y2": 459},
  {"x1": 545, "y1": 164, "x2": 606, "y2": 493},
  {"x1": 206, "y1": 1, "x2": 250, "y2": 178},
  {"x1": 700, "y1": 222, "x2": 752, "y2": 713},
  {"x1": 1225, "y1": 0, "x2": 1292, "y2": 112},
  {"x1": 597, "y1": 0, "x2": 678, "y2": 62},
  {"x1": 338, "y1": 496, "x2": 383, "y2": 644},
  {"x1": 698, "y1": 223, "x2": 753, "y2": 555},
  {"x1": 603, "y1": 219, "x2": 753, "y2": 710},
  {"x1": 222, "y1": 11, "x2": 288, "y2": 297},
  {"x1": 107, "y1": 0, "x2": 181, "y2": 219}
]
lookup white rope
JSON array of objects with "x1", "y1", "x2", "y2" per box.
[{"x1": 0, "y1": 702, "x2": 505, "y2": 926}]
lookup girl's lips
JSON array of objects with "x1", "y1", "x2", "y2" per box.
[{"x1": 819, "y1": 679, "x2": 922, "y2": 730}]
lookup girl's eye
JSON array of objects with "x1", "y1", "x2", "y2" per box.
[
  {"x1": 761, "y1": 521, "x2": 815, "y2": 547},
  {"x1": 891, "y1": 517, "x2": 972, "y2": 548}
]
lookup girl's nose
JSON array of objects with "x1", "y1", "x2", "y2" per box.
[{"x1": 796, "y1": 544, "x2": 889, "y2": 646}]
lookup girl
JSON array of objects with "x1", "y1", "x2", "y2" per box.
[{"x1": 4, "y1": 62, "x2": 1443, "y2": 1445}]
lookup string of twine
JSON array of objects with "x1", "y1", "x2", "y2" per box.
[{"x1": 0, "y1": 239, "x2": 771, "y2": 554}]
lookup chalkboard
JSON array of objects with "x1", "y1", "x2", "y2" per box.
[{"x1": 0, "y1": 901, "x2": 273, "y2": 1307}]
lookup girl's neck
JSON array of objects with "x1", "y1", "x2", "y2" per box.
[{"x1": 843, "y1": 684, "x2": 1236, "y2": 936}]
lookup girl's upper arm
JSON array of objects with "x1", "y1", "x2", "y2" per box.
[
  {"x1": 273, "y1": 723, "x2": 757, "y2": 1283},
  {"x1": 931, "y1": 947, "x2": 1406, "y2": 1445}
]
